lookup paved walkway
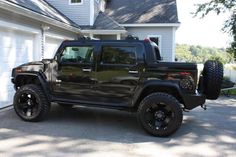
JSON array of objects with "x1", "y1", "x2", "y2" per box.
[{"x1": 0, "y1": 96, "x2": 235, "y2": 157}]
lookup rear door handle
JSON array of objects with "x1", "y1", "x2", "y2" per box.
[
  {"x1": 129, "y1": 70, "x2": 139, "y2": 74},
  {"x1": 82, "y1": 68, "x2": 92, "y2": 72}
]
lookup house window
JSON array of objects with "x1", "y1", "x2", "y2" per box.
[
  {"x1": 69, "y1": 0, "x2": 83, "y2": 5},
  {"x1": 147, "y1": 35, "x2": 162, "y2": 54}
]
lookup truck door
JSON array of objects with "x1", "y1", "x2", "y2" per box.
[
  {"x1": 95, "y1": 43, "x2": 144, "y2": 106},
  {"x1": 52, "y1": 44, "x2": 97, "y2": 101}
]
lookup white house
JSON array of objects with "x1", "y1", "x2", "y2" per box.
[{"x1": 0, "y1": 0, "x2": 180, "y2": 108}]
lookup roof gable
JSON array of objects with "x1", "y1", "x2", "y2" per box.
[
  {"x1": 93, "y1": 12, "x2": 125, "y2": 30},
  {"x1": 105, "y1": 0, "x2": 179, "y2": 24},
  {"x1": 5, "y1": 0, "x2": 80, "y2": 28}
]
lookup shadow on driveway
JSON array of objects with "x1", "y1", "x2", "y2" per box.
[{"x1": 0, "y1": 96, "x2": 235, "y2": 157}]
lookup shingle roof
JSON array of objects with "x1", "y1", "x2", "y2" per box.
[
  {"x1": 5, "y1": 0, "x2": 80, "y2": 28},
  {"x1": 80, "y1": 12, "x2": 125, "y2": 30},
  {"x1": 105, "y1": 0, "x2": 179, "y2": 24},
  {"x1": 93, "y1": 12, "x2": 125, "y2": 30}
]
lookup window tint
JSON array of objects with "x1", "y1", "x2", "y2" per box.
[
  {"x1": 61, "y1": 46, "x2": 93, "y2": 64},
  {"x1": 102, "y1": 46, "x2": 136, "y2": 65}
]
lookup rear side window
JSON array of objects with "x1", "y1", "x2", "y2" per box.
[{"x1": 101, "y1": 46, "x2": 136, "y2": 65}]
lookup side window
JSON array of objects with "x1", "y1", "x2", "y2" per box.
[
  {"x1": 102, "y1": 46, "x2": 136, "y2": 65},
  {"x1": 60, "y1": 46, "x2": 93, "y2": 64}
]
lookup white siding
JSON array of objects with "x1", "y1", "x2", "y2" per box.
[
  {"x1": 94, "y1": 0, "x2": 100, "y2": 19},
  {"x1": 94, "y1": 0, "x2": 106, "y2": 18},
  {"x1": 125, "y1": 27, "x2": 176, "y2": 62},
  {"x1": 45, "y1": 0, "x2": 91, "y2": 25}
]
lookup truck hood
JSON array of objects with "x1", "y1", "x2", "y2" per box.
[
  {"x1": 15, "y1": 61, "x2": 45, "y2": 72},
  {"x1": 11, "y1": 59, "x2": 54, "y2": 78}
]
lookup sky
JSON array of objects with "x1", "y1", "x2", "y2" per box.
[{"x1": 176, "y1": 0, "x2": 232, "y2": 48}]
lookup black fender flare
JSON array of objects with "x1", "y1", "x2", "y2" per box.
[
  {"x1": 13, "y1": 72, "x2": 52, "y2": 101},
  {"x1": 132, "y1": 80, "x2": 184, "y2": 107}
]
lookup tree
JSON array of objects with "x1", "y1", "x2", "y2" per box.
[
  {"x1": 176, "y1": 44, "x2": 234, "y2": 64},
  {"x1": 195, "y1": 0, "x2": 236, "y2": 60}
]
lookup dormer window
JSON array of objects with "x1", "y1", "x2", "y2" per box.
[{"x1": 69, "y1": 0, "x2": 83, "y2": 5}]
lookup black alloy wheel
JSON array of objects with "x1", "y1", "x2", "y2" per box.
[
  {"x1": 138, "y1": 92, "x2": 183, "y2": 137},
  {"x1": 13, "y1": 84, "x2": 50, "y2": 122}
]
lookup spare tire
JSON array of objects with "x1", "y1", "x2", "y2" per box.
[{"x1": 202, "y1": 60, "x2": 223, "y2": 100}]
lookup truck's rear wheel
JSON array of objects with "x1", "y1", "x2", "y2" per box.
[
  {"x1": 202, "y1": 60, "x2": 223, "y2": 100},
  {"x1": 13, "y1": 84, "x2": 51, "y2": 122},
  {"x1": 137, "y1": 93, "x2": 183, "y2": 137}
]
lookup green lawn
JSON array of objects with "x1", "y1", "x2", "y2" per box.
[
  {"x1": 230, "y1": 89, "x2": 236, "y2": 95},
  {"x1": 221, "y1": 89, "x2": 236, "y2": 96}
]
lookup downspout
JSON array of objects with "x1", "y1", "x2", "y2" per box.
[{"x1": 41, "y1": 25, "x2": 50, "y2": 59}]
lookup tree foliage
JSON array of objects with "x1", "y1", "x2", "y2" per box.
[
  {"x1": 176, "y1": 44, "x2": 234, "y2": 64},
  {"x1": 195, "y1": 0, "x2": 236, "y2": 59}
]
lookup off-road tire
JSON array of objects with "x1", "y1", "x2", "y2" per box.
[
  {"x1": 202, "y1": 60, "x2": 223, "y2": 100},
  {"x1": 13, "y1": 84, "x2": 51, "y2": 122},
  {"x1": 137, "y1": 92, "x2": 183, "y2": 137}
]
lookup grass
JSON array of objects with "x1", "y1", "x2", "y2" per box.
[
  {"x1": 221, "y1": 89, "x2": 236, "y2": 96},
  {"x1": 229, "y1": 89, "x2": 236, "y2": 95}
]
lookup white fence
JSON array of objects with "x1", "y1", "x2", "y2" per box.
[
  {"x1": 224, "y1": 69, "x2": 236, "y2": 83},
  {"x1": 197, "y1": 64, "x2": 236, "y2": 83}
]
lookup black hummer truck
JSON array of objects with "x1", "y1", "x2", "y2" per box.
[{"x1": 11, "y1": 38, "x2": 223, "y2": 137}]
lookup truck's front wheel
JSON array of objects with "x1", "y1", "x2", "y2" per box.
[
  {"x1": 13, "y1": 84, "x2": 51, "y2": 122},
  {"x1": 137, "y1": 92, "x2": 183, "y2": 137}
]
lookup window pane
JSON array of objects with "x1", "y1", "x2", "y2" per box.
[
  {"x1": 61, "y1": 46, "x2": 93, "y2": 64},
  {"x1": 150, "y1": 37, "x2": 159, "y2": 46},
  {"x1": 71, "y1": 0, "x2": 81, "y2": 3},
  {"x1": 102, "y1": 46, "x2": 136, "y2": 65}
]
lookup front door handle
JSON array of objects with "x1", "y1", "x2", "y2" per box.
[
  {"x1": 82, "y1": 68, "x2": 92, "y2": 72},
  {"x1": 129, "y1": 70, "x2": 139, "y2": 74}
]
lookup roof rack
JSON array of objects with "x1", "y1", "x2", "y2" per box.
[
  {"x1": 78, "y1": 36, "x2": 99, "y2": 40},
  {"x1": 79, "y1": 36, "x2": 91, "y2": 40},
  {"x1": 125, "y1": 35, "x2": 139, "y2": 40}
]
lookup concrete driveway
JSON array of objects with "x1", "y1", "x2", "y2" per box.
[{"x1": 0, "y1": 96, "x2": 235, "y2": 157}]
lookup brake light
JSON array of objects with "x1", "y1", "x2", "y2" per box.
[
  {"x1": 179, "y1": 72, "x2": 191, "y2": 75},
  {"x1": 144, "y1": 38, "x2": 151, "y2": 42}
]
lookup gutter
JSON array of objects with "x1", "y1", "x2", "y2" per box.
[
  {"x1": 0, "y1": 1, "x2": 81, "y2": 33},
  {"x1": 81, "y1": 30, "x2": 127, "y2": 34},
  {"x1": 120, "y1": 23, "x2": 181, "y2": 27}
]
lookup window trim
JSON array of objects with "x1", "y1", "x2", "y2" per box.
[
  {"x1": 147, "y1": 35, "x2": 162, "y2": 55},
  {"x1": 69, "y1": 0, "x2": 83, "y2": 5}
]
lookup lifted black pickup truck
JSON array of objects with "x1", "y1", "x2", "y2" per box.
[{"x1": 11, "y1": 38, "x2": 223, "y2": 137}]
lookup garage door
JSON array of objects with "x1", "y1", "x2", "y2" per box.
[
  {"x1": 0, "y1": 29, "x2": 35, "y2": 108},
  {"x1": 44, "y1": 36, "x2": 64, "y2": 59}
]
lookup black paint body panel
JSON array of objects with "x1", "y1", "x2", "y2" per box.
[{"x1": 11, "y1": 40, "x2": 206, "y2": 110}]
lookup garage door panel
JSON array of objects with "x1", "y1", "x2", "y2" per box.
[{"x1": 0, "y1": 29, "x2": 35, "y2": 108}]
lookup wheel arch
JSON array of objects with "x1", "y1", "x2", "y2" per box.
[
  {"x1": 133, "y1": 82, "x2": 184, "y2": 109},
  {"x1": 14, "y1": 72, "x2": 51, "y2": 101}
]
